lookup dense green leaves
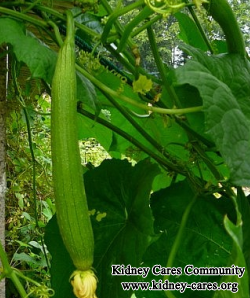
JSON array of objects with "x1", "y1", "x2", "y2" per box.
[
  {"x1": 137, "y1": 180, "x2": 235, "y2": 298},
  {"x1": 2, "y1": 2, "x2": 250, "y2": 298},
  {"x1": 174, "y1": 47, "x2": 250, "y2": 186}
]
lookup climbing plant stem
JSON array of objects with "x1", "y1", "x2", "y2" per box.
[{"x1": 75, "y1": 64, "x2": 202, "y2": 115}]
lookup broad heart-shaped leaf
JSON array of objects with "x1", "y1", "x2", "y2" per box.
[
  {"x1": 136, "y1": 180, "x2": 235, "y2": 298},
  {"x1": 45, "y1": 159, "x2": 160, "y2": 298},
  {"x1": 85, "y1": 159, "x2": 160, "y2": 298},
  {"x1": 174, "y1": 50, "x2": 250, "y2": 186}
]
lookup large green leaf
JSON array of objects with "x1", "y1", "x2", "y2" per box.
[
  {"x1": 136, "y1": 180, "x2": 235, "y2": 298},
  {"x1": 76, "y1": 72, "x2": 98, "y2": 111},
  {"x1": 174, "y1": 49, "x2": 250, "y2": 186},
  {"x1": 85, "y1": 159, "x2": 160, "y2": 298},
  {"x1": 180, "y1": 46, "x2": 250, "y2": 119},
  {"x1": 164, "y1": 83, "x2": 212, "y2": 146},
  {"x1": 75, "y1": 10, "x2": 103, "y2": 44},
  {"x1": 0, "y1": 18, "x2": 56, "y2": 83},
  {"x1": 0, "y1": 17, "x2": 97, "y2": 110},
  {"x1": 45, "y1": 159, "x2": 160, "y2": 298}
]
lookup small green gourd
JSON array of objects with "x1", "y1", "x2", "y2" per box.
[{"x1": 51, "y1": 10, "x2": 97, "y2": 298}]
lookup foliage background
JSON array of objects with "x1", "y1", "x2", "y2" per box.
[{"x1": 0, "y1": 0, "x2": 250, "y2": 298}]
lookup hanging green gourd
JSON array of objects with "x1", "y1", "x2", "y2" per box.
[
  {"x1": 203, "y1": 0, "x2": 245, "y2": 56},
  {"x1": 51, "y1": 10, "x2": 97, "y2": 298}
]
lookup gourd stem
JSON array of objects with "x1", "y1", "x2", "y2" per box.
[{"x1": 131, "y1": 15, "x2": 162, "y2": 39}]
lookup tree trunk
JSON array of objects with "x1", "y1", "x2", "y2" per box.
[{"x1": 0, "y1": 48, "x2": 6, "y2": 298}]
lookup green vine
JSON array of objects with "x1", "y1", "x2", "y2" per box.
[
  {"x1": 117, "y1": 5, "x2": 153, "y2": 52},
  {"x1": 164, "y1": 194, "x2": 197, "y2": 280},
  {"x1": 101, "y1": 0, "x2": 145, "y2": 44},
  {"x1": 76, "y1": 63, "x2": 202, "y2": 115},
  {"x1": 11, "y1": 61, "x2": 50, "y2": 270}
]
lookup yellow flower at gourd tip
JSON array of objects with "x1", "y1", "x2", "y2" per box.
[{"x1": 70, "y1": 269, "x2": 98, "y2": 298}]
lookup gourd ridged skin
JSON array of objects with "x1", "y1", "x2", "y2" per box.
[
  {"x1": 51, "y1": 11, "x2": 94, "y2": 271},
  {"x1": 204, "y1": 0, "x2": 245, "y2": 56}
]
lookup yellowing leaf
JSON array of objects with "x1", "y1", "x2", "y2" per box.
[{"x1": 133, "y1": 75, "x2": 153, "y2": 95}]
